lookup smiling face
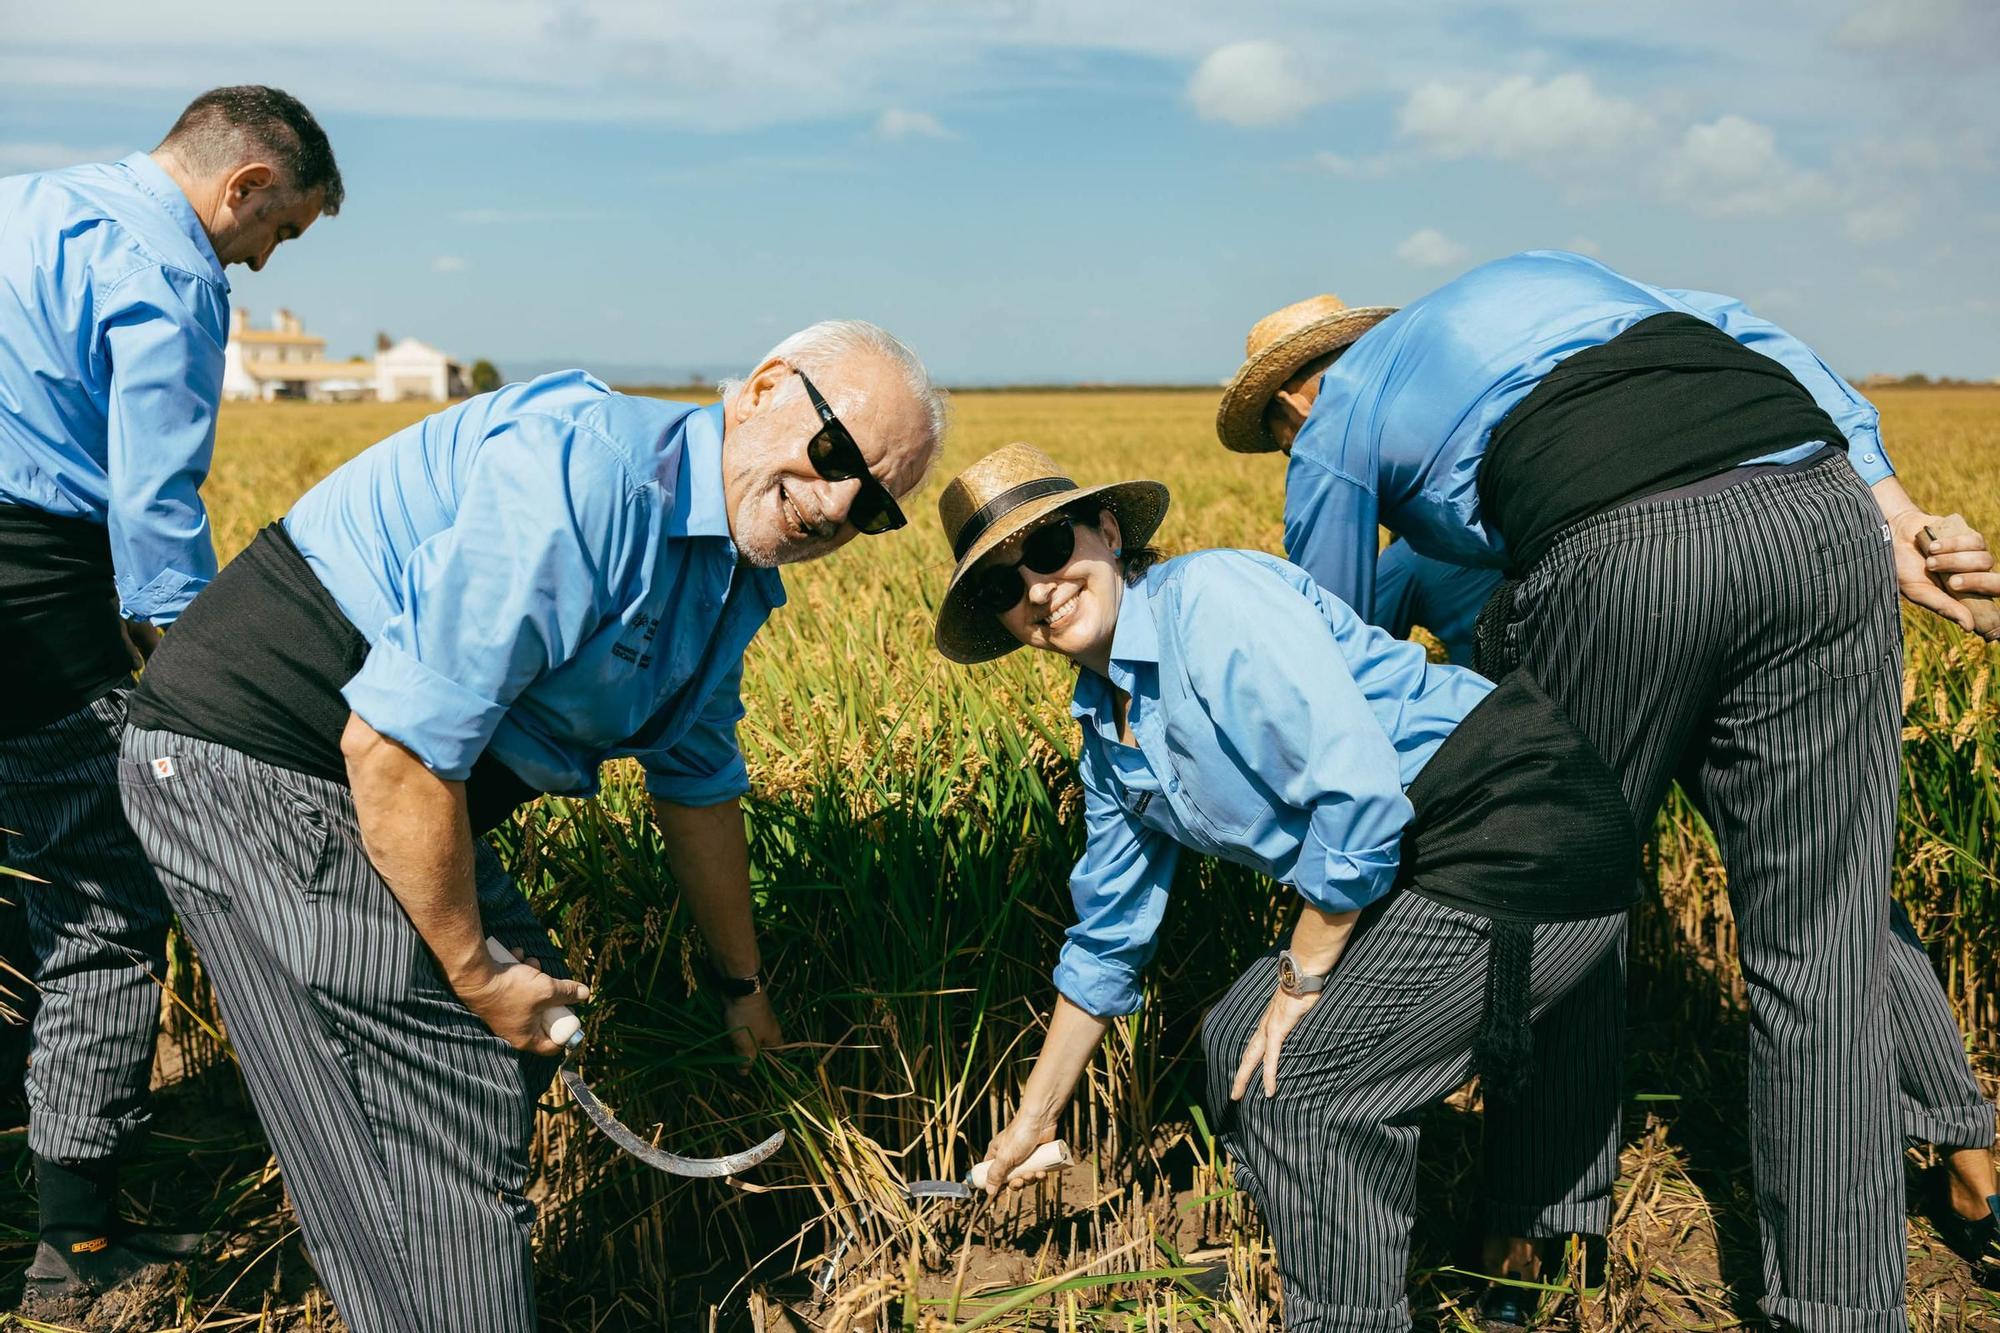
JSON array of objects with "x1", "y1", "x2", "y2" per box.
[
  {"x1": 722, "y1": 355, "x2": 934, "y2": 567},
  {"x1": 991, "y1": 508, "x2": 1125, "y2": 666}
]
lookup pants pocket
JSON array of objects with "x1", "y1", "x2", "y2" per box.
[{"x1": 1809, "y1": 526, "x2": 1898, "y2": 681}]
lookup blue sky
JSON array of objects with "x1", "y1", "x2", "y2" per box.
[{"x1": 5, "y1": 0, "x2": 1996, "y2": 383}]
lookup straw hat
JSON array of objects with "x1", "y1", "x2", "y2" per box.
[
  {"x1": 1214, "y1": 295, "x2": 1398, "y2": 454},
  {"x1": 933, "y1": 443, "x2": 1169, "y2": 664}
]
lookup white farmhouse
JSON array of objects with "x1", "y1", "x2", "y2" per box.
[
  {"x1": 221, "y1": 309, "x2": 467, "y2": 402},
  {"x1": 374, "y1": 336, "x2": 468, "y2": 402},
  {"x1": 221, "y1": 308, "x2": 375, "y2": 402}
]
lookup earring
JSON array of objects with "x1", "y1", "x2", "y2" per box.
[{"x1": 1112, "y1": 546, "x2": 1123, "y2": 557}]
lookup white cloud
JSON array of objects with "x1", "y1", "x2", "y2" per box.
[
  {"x1": 1844, "y1": 201, "x2": 1915, "y2": 244},
  {"x1": 1398, "y1": 73, "x2": 1654, "y2": 167},
  {"x1": 1661, "y1": 115, "x2": 1836, "y2": 218},
  {"x1": 1394, "y1": 227, "x2": 1468, "y2": 268},
  {"x1": 1307, "y1": 150, "x2": 1392, "y2": 179},
  {"x1": 1835, "y1": 0, "x2": 1962, "y2": 49},
  {"x1": 432, "y1": 255, "x2": 469, "y2": 273},
  {"x1": 873, "y1": 108, "x2": 955, "y2": 141},
  {"x1": 1187, "y1": 40, "x2": 1329, "y2": 128}
]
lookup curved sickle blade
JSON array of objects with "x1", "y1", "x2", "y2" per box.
[
  {"x1": 902, "y1": 1180, "x2": 973, "y2": 1202},
  {"x1": 560, "y1": 1068, "x2": 785, "y2": 1178}
]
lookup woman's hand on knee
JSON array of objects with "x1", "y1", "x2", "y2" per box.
[{"x1": 1230, "y1": 988, "x2": 1324, "y2": 1102}]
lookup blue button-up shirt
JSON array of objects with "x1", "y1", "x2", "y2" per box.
[
  {"x1": 1055, "y1": 548, "x2": 1495, "y2": 1017},
  {"x1": 1284, "y1": 250, "x2": 1893, "y2": 622},
  {"x1": 1373, "y1": 539, "x2": 1501, "y2": 667},
  {"x1": 283, "y1": 372, "x2": 785, "y2": 804},
  {"x1": 0, "y1": 153, "x2": 229, "y2": 624}
]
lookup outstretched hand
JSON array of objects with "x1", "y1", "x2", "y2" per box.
[{"x1": 1889, "y1": 507, "x2": 2000, "y2": 639}]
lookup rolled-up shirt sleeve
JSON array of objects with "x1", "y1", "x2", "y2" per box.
[
  {"x1": 1053, "y1": 744, "x2": 1182, "y2": 1018},
  {"x1": 1667, "y1": 286, "x2": 1892, "y2": 484},
  {"x1": 638, "y1": 659, "x2": 751, "y2": 806},
  {"x1": 342, "y1": 415, "x2": 638, "y2": 779},
  {"x1": 1175, "y1": 554, "x2": 1413, "y2": 914},
  {"x1": 100, "y1": 265, "x2": 226, "y2": 624},
  {"x1": 1283, "y1": 447, "x2": 1382, "y2": 622}
]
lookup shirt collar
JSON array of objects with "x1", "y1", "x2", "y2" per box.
[
  {"x1": 667, "y1": 403, "x2": 730, "y2": 539},
  {"x1": 117, "y1": 152, "x2": 228, "y2": 290},
  {"x1": 1068, "y1": 571, "x2": 1161, "y2": 722}
]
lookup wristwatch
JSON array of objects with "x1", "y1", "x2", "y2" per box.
[
  {"x1": 705, "y1": 962, "x2": 766, "y2": 1000},
  {"x1": 1276, "y1": 949, "x2": 1331, "y2": 997}
]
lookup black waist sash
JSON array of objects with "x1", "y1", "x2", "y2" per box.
[
  {"x1": 0, "y1": 504, "x2": 134, "y2": 736},
  {"x1": 129, "y1": 523, "x2": 535, "y2": 834},
  {"x1": 1478, "y1": 311, "x2": 1848, "y2": 572},
  {"x1": 1395, "y1": 671, "x2": 1640, "y2": 1099}
]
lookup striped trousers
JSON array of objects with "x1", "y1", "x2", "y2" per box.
[
  {"x1": 0, "y1": 688, "x2": 171, "y2": 1164},
  {"x1": 1482, "y1": 453, "x2": 1934, "y2": 1331},
  {"x1": 1202, "y1": 892, "x2": 1626, "y2": 1333},
  {"x1": 118, "y1": 725, "x2": 563, "y2": 1333}
]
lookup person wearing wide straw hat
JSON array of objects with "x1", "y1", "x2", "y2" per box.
[
  {"x1": 1221, "y1": 249, "x2": 2000, "y2": 1327},
  {"x1": 938, "y1": 442, "x2": 1641, "y2": 1330}
]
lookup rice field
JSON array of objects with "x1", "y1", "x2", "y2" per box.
[{"x1": 4, "y1": 386, "x2": 1998, "y2": 1331}]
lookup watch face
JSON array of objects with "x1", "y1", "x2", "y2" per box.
[{"x1": 1278, "y1": 954, "x2": 1299, "y2": 990}]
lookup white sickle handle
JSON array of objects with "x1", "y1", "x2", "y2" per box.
[
  {"x1": 969, "y1": 1139, "x2": 1073, "y2": 1190},
  {"x1": 485, "y1": 937, "x2": 583, "y2": 1049}
]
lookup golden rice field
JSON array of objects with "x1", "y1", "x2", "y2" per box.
[{"x1": 5, "y1": 387, "x2": 1998, "y2": 1331}]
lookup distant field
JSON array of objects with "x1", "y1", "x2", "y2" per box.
[{"x1": 16, "y1": 387, "x2": 1992, "y2": 1330}]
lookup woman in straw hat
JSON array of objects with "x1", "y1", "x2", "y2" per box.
[
  {"x1": 936, "y1": 442, "x2": 1640, "y2": 1331},
  {"x1": 1221, "y1": 250, "x2": 2000, "y2": 1325}
]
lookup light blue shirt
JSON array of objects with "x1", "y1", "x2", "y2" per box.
[
  {"x1": 0, "y1": 152, "x2": 229, "y2": 624},
  {"x1": 1284, "y1": 250, "x2": 1892, "y2": 622},
  {"x1": 283, "y1": 373, "x2": 785, "y2": 804},
  {"x1": 1371, "y1": 539, "x2": 1502, "y2": 667},
  {"x1": 1054, "y1": 548, "x2": 1495, "y2": 1017}
]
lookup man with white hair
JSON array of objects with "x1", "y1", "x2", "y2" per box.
[
  {"x1": 113, "y1": 323, "x2": 946, "y2": 1331},
  {"x1": 0, "y1": 84, "x2": 340, "y2": 1316}
]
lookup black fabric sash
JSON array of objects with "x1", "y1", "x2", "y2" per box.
[
  {"x1": 1394, "y1": 670, "x2": 1640, "y2": 1100},
  {"x1": 129, "y1": 523, "x2": 535, "y2": 834},
  {"x1": 1478, "y1": 311, "x2": 1848, "y2": 573},
  {"x1": 951, "y1": 477, "x2": 1077, "y2": 560},
  {"x1": 0, "y1": 505, "x2": 133, "y2": 736}
]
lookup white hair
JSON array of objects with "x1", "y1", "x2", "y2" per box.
[{"x1": 719, "y1": 319, "x2": 950, "y2": 480}]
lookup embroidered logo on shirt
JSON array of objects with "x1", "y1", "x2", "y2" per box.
[
  {"x1": 612, "y1": 611, "x2": 658, "y2": 668},
  {"x1": 1132, "y1": 792, "x2": 1153, "y2": 816},
  {"x1": 150, "y1": 756, "x2": 176, "y2": 780}
]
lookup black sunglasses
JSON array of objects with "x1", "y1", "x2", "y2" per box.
[
  {"x1": 796, "y1": 370, "x2": 906, "y2": 536},
  {"x1": 965, "y1": 515, "x2": 1080, "y2": 615}
]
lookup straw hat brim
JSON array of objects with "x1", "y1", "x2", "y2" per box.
[
  {"x1": 1214, "y1": 306, "x2": 1399, "y2": 455},
  {"x1": 934, "y1": 479, "x2": 1170, "y2": 665}
]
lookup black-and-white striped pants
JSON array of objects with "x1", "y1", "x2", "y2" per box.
[
  {"x1": 1202, "y1": 892, "x2": 1626, "y2": 1333},
  {"x1": 0, "y1": 687, "x2": 171, "y2": 1165},
  {"x1": 1483, "y1": 452, "x2": 1945, "y2": 1331},
  {"x1": 118, "y1": 725, "x2": 563, "y2": 1333}
]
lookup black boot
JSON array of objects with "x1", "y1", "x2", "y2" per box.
[
  {"x1": 15, "y1": 1153, "x2": 185, "y2": 1321},
  {"x1": 1923, "y1": 1164, "x2": 2000, "y2": 1282}
]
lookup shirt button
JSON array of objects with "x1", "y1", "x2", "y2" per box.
[
  {"x1": 1167, "y1": 778, "x2": 1180, "y2": 793},
  {"x1": 1861, "y1": 452, "x2": 1879, "y2": 464}
]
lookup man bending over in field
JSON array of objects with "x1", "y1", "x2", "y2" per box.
[
  {"x1": 0, "y1": 85, "x2": 341, "y2": 1319},
  {"x1": 112, "y1": 323, "x2": 946, "y2": 1333},
  {"x1": 1220, "y1": 252, "x2": 2000, "y2": 1330}
]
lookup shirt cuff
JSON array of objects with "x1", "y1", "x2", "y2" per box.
[
  {"x1": 1292, "y1": 828, "x2": 1404, "y2": 915},
  {"x1": 1843, "y1": 428, "x2": 1894, "y2": 486},
  {"x1": 116, "y1": 566, "x2": 203, "y2": 625},
  {"x1": 341, "y1": 639, "x2": 507, "y2": 781},
  {"x1": 1053, "y1": 942, "x2": 1144, "y2": 1018},
  {"x1": 643, "y1": 757, "x2": 750, "y2": 807}
]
